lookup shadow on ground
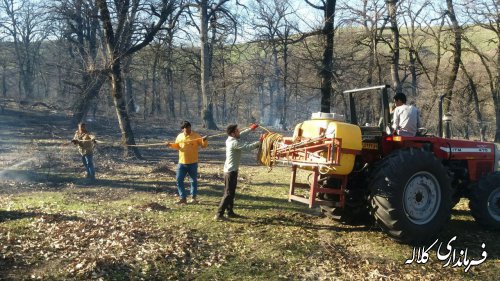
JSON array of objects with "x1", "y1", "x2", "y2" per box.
[{"x1": 0, "y1": 210, "x2": 82, "y2": 223}]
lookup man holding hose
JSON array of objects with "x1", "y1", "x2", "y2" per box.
[
  {"x1": 72, "y1": 122, "x2": 97, "y2": 182},
  {"x1": 214, "y1": 123, "x2": 263, "y2": 221},
  {"x1": 166, "y1": 121, "x2": 208, "y2": 204}
]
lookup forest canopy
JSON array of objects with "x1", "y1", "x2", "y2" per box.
[{"x1": 1, "y1": 0, "x2": 499, "y2": 157}]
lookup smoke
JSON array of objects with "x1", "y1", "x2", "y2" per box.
[{"x1": 0, "y1": 157, "x2": 37, "y2": 181}]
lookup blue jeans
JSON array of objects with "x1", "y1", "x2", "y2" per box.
[
  {"x1": 176, "y1": 163, "x2": 198, "y2": 199},
  {"x1": 81, "y1": 154, "x2": 95, "y2": 179}
]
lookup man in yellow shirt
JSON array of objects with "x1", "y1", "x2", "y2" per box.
[{"x1": 166, "y1": 121, "x2": 208, "y2": 204}]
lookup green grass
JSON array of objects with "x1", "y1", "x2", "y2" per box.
[{"x1": 2, "y1": 166, "x2": 498, "y2": 280}]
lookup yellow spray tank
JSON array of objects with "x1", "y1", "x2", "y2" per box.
[{"x1": 289, "y1": 112, "x2": 362, "y2": 175}]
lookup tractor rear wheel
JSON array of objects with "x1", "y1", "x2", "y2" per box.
[
  {"x1": 469, "y1": 172, "x2": 500, "y2": 230},
  {"x1": 369, "y1": 148, "x2": 452, "y2": 244}
]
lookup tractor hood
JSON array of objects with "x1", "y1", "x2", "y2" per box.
[{"x1": 496, "y1": 143, "x2": 500, "y2": 171}]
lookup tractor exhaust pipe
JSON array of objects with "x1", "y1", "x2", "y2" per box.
[
  {"x1": 439, "y1": 95, "x2": 445, "y2": 138},
  {"x1": 438, "y1": 94, "x2": 452, "y2": 138},
  {"x1": 443, "y1": 114, "x2": 452, "y2": 139}
]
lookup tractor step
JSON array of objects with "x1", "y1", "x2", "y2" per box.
[{"x1": 288, "y1": 195, "x2": 342, "y2": 207}]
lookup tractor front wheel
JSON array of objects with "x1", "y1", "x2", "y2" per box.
[
  {"x1": 369, "y1": 149, "x2": 452, "y2": 244},
  {"x1": 469, "y1": 172, "x2": 500, "y2": 230}
]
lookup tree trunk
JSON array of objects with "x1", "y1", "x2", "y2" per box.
[
  {"x1": 268, "y1": 78, "x2": 275, "y2": 125},
  {"x1": 123, "y1": 58, "x2": 136, "y2": 114},
  {"x1": 443, "y1": 0, "x2": 461, "y2": 114},
  {"x1": 151, "y1": 55, "x2": 160, "y2": 116},
  {"x1": 460, "y1": 62, "x2": 486, "y2": 141},
  {"x1": 494, "y1": 34, "x2": 500, "y2": 142},
  {"x1": 142, "y1": 72, "x2": 149, "y2": 120},
  {"x1": 110, "y1": 60, "x2": 141, "y2": 158},
  {"x1": 362, "y1": 0, "x2": 373, "y2": 86},
  {"x1": 387, "y1": 0, "x2": 401, "y2": 92},
  {"x1": 164, "y1": 67, "x2": 176, "y2": 120},
  {"x1": 258, "y1": 76, "x2": 265, "y2": 124},
  {"x1": 1, "y1": 65, "x2": 7, "y2": 97},
  {"x1": 271, "y1": 48, "x2": 281, "y2": 124},
  {"x1": 220, "y1": 53, "x2": 227, "y2": 124},
  {"x1": 96, "y1": 0, "x2": 140, "y2": 158},
  {"x1": 409, "y1": 50, "x2": 418, "y2": 97},
  {"x1": 200, "y1": 0, "x2": 218, "y2": 129},
  {"x1": 72, "y1": 74, "x2": 106, "y2": 125},
  {"x1": 281, "y1": 42, "x2": 288, "y2": 130},
  {"x1": 21, "y1": 67, "x2": 35, "y2": 99},
  {"x1": 320, "y1": 0, "x2": 336, "y2": 113},
  {"x1": 495, "y1": 69, "x2": 500, "y2": 142},
  {"x1": 57, "y1": 64, "x2": 65, "y2": 97},
  {"x1": 164, "y1": 26, "x2": 176, "y2": 120}
]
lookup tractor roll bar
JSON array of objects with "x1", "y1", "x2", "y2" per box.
[
  {"x1": 342, "y1": 85, "x2": 391, "y2": 129},
  {"x1": 342, "y1": 85, "x2": 390, "y2": 94}
]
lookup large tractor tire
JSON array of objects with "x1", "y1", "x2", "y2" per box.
[
  {"x1": 320, "y1": 175, "x2": 370, "y2": 224},
  {"x1": 320, "y1": 204, "x2": 370, "y2": 225},
  {"x1": 469, "y1": 172, "x2": 500, "y2": 230},
  {"x1": 369, "y1": 148, "x2": 453, "y2": 244}
]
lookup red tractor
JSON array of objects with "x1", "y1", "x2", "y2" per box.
[{"x1": 270, "y1": 85, "x2": 500, "y2": 244}]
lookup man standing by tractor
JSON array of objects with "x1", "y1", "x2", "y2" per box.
[
  {"x1": 214, "y1": 123, "x2": 262, "y2": 221},
  {"x1": 72, "y1": 122, "x2": 97, "y2": 182},
  {"x1": 392, "y1": 92, "x2": 421, "y2": 136},
  {"x1": 166, "y1": 121, "x2": 208, "y2": 204}
]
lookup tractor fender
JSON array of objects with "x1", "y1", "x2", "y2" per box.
[{"x1": 495, "y1": 143, "x2": 500, "y2": 171}]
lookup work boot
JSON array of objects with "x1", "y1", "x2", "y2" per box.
[
  {"x1": 213, "y1": 214, "x2": 227, "y2": 221},
  {"x1": 175, "y1": 198, "x2": 187, "y2": 205},
  {"x1": 227, "y1": 212, "x2": 243, "y2": 218},
  {"x1": 189, "y1": 197, "x2": 199, "y2": 204}
]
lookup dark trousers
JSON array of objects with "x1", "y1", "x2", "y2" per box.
[{"x1": 217, "y1": 171, "x2": 238, "y2": 215}]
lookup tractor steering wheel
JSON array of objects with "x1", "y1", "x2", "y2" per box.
[{"x1": 417, "y1": 127, "x2": 428, "y2": 136}]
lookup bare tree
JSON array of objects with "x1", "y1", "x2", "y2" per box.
[
  {"x1": 384, "y1": 0, "x2": 402, "y2": 92},
  {"x1": 251, "y1": 0, "x2": 299, "y2": 129},
  {"x1": 95, "y1": 0, "x2": 183, "y2": 157},
  {"x1": 400, "y1": 0, "x2": 431, "y2": 96},
  {"x1": 342, "y1": 0, "x2": 387, "y2": 86},
  {"x1": 53, "y1": 0, "x2": 105, "y2": 124},
  {"x1": 459, "y1": 59, "x2": 486, "y2": 140},
  {"x1": 306, "y1": 0, "x2": 337, "y2": 113},
  {"x1": 441, "y1": 0, "x2": 462, "y2": 114},
  {"x1": 0, "y1": 42, "x2": 11, "y2": 99},
  {"x1": 0, "y1": 0, "x2": 51, "y2": 99},
  {"x1": 162, "y1": 14, "x2": 178, "y2": 120},
  {"x1": 411, "y1": 2, "x2": 450, "y2": 128},
  {"x1": 186, "y1": 0, "x2": 238, "y2": 129},
  {"x1": 463, "y1": 0, "x2": 500, "y2": 141},
  {"x1": 251, "y1": 0, "x2": 282, "y2": 125}
]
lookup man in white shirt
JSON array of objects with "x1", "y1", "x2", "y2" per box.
[
  {"x1": 392, "y1": 93, "x2": 421, "y2": 136},
  {"x1": 214, "y1": 123, "x2": 261, "y2": 221}
]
